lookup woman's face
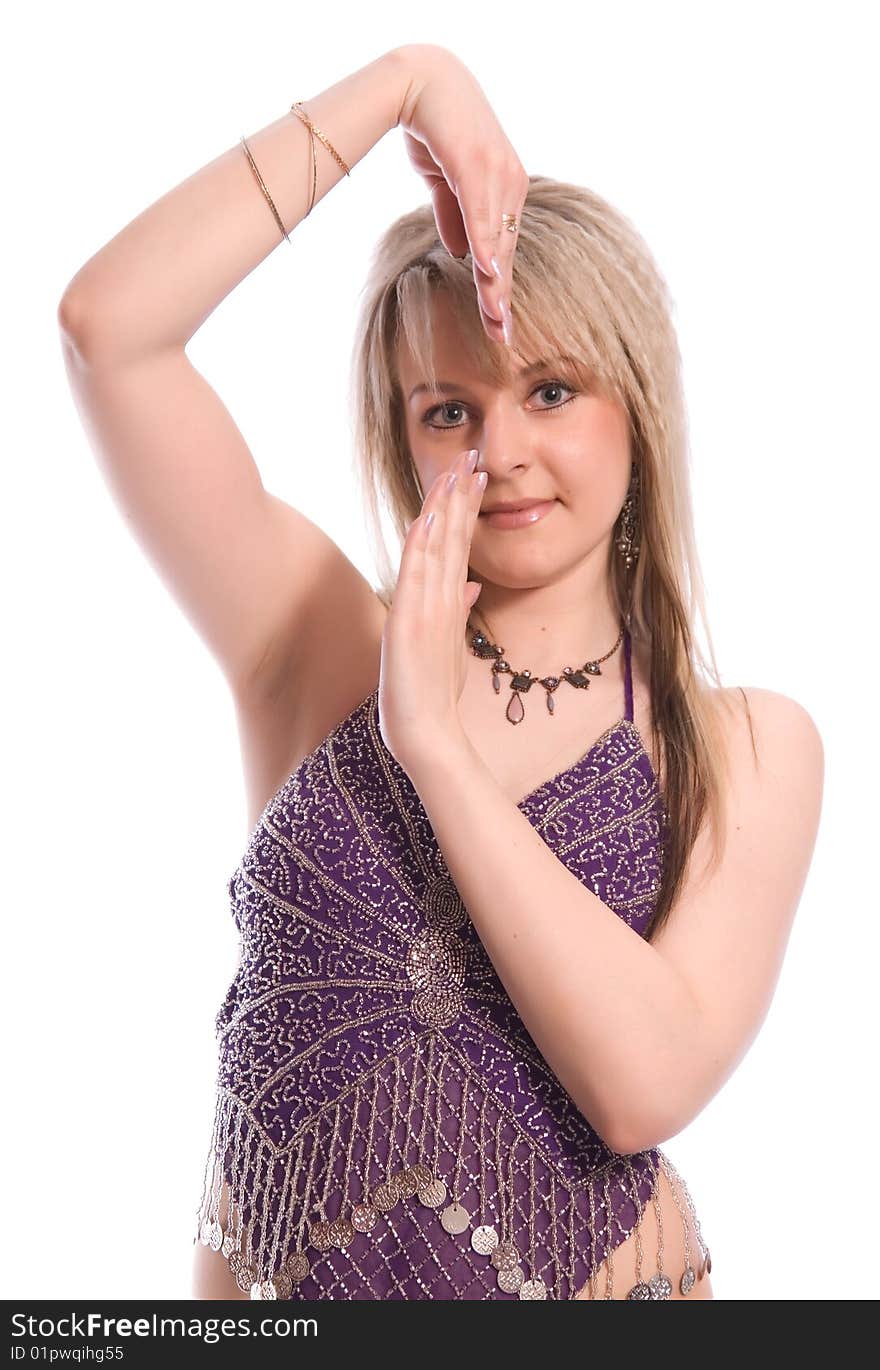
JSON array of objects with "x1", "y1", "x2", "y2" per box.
[{"x1": 397, "y1": 291, "x2": 633, "y2": 596}]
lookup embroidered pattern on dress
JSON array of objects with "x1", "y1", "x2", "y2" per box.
[{"x1": 195, "y1": 685, "x2": 710, "y2": 1299}]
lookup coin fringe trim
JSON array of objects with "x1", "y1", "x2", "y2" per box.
[{"x1": 194, "y1": 1034, "x2": 711, "y2": 1300}]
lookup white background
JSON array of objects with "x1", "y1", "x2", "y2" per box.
[{"x1": 3, "y1": 0, "x2": 877, "y2": 1302}]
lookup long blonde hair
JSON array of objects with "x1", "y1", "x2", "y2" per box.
[{"x1": 347, "y1": 174, "x2": 752, "y2": 941}]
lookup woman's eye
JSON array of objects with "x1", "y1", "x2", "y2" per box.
[
  {"x1": 423, "y1": 381, "x2": 576, "y2": 429},
  {"x1": 426, "y1": 401, "x2": 467, "y2": 428},
  {"x1": 535, "y1": 382, "x2": 574, "y2": 407}
]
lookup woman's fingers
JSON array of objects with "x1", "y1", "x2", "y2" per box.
[
  {"x1": 456, "y1": 166, "x2": 505, "y2": 326},
  {"x1": 443, "y1": 456, "x2": 485, "y2": 600},
  {"x1": 488, "y1": 173, "x2": 529, "y2": 346},
  {"x1": 399, "y1": 50, "x2": 528, "y2": 347},
  {"x1": 491, "y1": 213, "x2": 522, "y2": 346},
  {"x1": 419, "y1": 450, "x2": 483, "y2": 605},
  {"x1": 429, "y1": 178, "x2": 470, "y2": 261},
  {"x1": 457, "y1": 162, "x2": 528, "y2": 347}
]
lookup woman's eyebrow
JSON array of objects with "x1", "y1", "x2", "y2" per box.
[{"x1": 408, "y1": 358, "x2": 573, "y2": 403}]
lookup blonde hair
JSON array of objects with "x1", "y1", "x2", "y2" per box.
[{"x1": 347, "y1": 174, "x2": 752, "y2": 941}]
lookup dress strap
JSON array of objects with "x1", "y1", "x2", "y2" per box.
[{"x1": 623, "y1": 625, "x2": 634, "y2": 723}]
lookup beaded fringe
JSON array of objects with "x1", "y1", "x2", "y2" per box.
[{"x1": 194, "y1": 1030, "x2": 711, "y2": 1300}]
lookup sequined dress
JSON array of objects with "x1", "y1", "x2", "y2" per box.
[{"x1": 194, "y1": 626, "x2": 711, "y2": 1299}]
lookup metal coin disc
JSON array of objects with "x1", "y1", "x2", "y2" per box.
[
  {"x1": 328, "y1": 1216, "x2": 355, "y2": 1249},
  {"x1": 626, "y1": 1281, "x2": 653, "y2": 1300},
  {"x1": 439, "y1": 1200, "x2": 470, "y2": 1234},
  {"x1": 235, "y1": 1263, "x2": 255, "y2": 1294},
  {"x1": 221, "y1": 1235, "x2": 238, "y2": 1259},
  {"x1": 394, "y1": 1169, "x2": 419, "y2": 1199},
  {"x1": 208, "y1": 1220, "x2": 224, "y2": 1252},
  {"x1": 407, "y1": 1163, "x2": 433, "y2": 1188},
  {"x1": 198, "y1": 1220, "x2": 211, "y2": 1246},
  {"x1": 228, "y1": 1251, "x2": 244, "y2": 1277},
  {"x1": 680, "y1": 1266, "x2": 696, "y2": 1295},
  {"x1": 491, "y1": 1239, "x2": 519, "y2": 1271},
  {"x1": 519, "y1": 1278, "x2": 548, "y2": 1301},
  {"x1": 259, "y1": 1279, "x2": 278, "y2": 1300},
  {"x1": 286, "y1": 1251, "x2": 310, "y2": 1283},
  {"x1": 387, "y1": 1170, "x2": 409, "y2": 1200},
  {"x1": 649, "y1": 1273, "x2": 673, "y2": 1300},
  {"x1": 273, "y1": 1270, "x2": 293, "y2": 1300},
  {"x1": 351, "y1": 1202, "x2": 379, "y2": 1233},
  {"x1": 308, "y1": 1219, "x2": 333, "y2": 1252},
  {"x1": 418, "y1": 1178, "x2": 448, "y2": 1208},
  {"x1": 706, "y1": 1249, "x2": 712, "y2": 1274},
  {"x1": 497, "y1": 1264, "x2": 525, "y2": 1294},
  {"x1": 471, "y1": 1224, "x2": 499, "y2": 1255},
  {"x1": 371, "y1": 1181, "x2": 399, "y2": 1213},
  {"x1": 440, "y1": 1201, "x2": 471, "y2": 1235}
]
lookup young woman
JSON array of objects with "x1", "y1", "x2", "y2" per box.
[{"x1": 58, "y1": 43, "x2": 823, "y2": 1301}]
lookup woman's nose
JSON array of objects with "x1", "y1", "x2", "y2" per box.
[{"x1": 469, "y1": 403, "x2": 527, "y2": 471}]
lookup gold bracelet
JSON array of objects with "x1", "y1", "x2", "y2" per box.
[
  {"x1": 291, "y1": 103, "x2": 318, "y2": 217},
  {"x1": 290, "y1": 101, "x2": 351, "y2": 177},
  {"x1": 239, "y1": 102, "x2": 351, "y2": 243},
  {"x1": 291, "y1": 101, "x2": 350, "y2": 219},
  {"x1": 240, "y1": 135, "x2": 291, "y2": 244}
]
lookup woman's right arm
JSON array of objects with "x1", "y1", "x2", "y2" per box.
[
  {"x1": 59, "y1": 49, "x2": 415, "y2": 356},
  {"x1": 57, "y1": 47, "x2": 416, "y2": 694}
]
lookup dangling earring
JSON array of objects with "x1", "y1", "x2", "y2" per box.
[{"x1": 617, "y1": 462, "x2": 641, "y2": 569}]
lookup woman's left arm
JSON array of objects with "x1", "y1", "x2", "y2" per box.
[{"x1": 406, "y1": 688, "x2": 824, "y2": 1155}]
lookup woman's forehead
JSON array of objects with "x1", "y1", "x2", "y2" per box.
[{"x1": 396, "y1": 299, "x2": 512, "y2": 387}]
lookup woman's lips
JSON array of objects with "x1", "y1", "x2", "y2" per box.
[{"x1": 478, "y1": 499, "x2": 557, "y2": 530}]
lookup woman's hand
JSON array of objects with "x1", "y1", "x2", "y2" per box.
[
  {"x1": 395, "y1": 44, "x2": 529, "y2": 347},
  {"x1": 378, "y1": 445, "x2": 486, "y2": 776}
]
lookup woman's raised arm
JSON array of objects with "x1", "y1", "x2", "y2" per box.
[
  {"x1": 58, "y1": 48, "x2": 411, "y2": 356},
  {"x1": 56, "y1": 45, "x2": 526, "y2": 696},
  {"x1": 56, "y1": 50, "x2": 413, "y2": 695}
]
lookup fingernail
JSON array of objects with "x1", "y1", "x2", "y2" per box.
[
  {"x1": 464, "y1": 449, "x2": 479, "y2": 473},
  {"x1": 500, "y1": 296, "x2": 513, "y2": 347},
  {"x1": 490, "y1": 255, "x2": 503, "y2": 280}
]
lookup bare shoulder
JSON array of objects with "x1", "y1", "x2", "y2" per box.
[
  {"x1": 704, "y1": 682, "x2": 826, "y2": 878},
  {"x1": 713, "y1": 683, "x2": 825, "y2": 781}
]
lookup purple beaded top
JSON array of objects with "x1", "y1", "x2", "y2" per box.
[{"x1": 195, "y1": 626, "x2": 680, "y2": 1300}]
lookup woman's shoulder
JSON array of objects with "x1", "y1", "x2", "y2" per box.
[
  {"x1": 715, "y1": 682, "x2": 821, "y2": 738},
  {"x1": 711, "y1": 683, "x2": 824, "y2": 782}
]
